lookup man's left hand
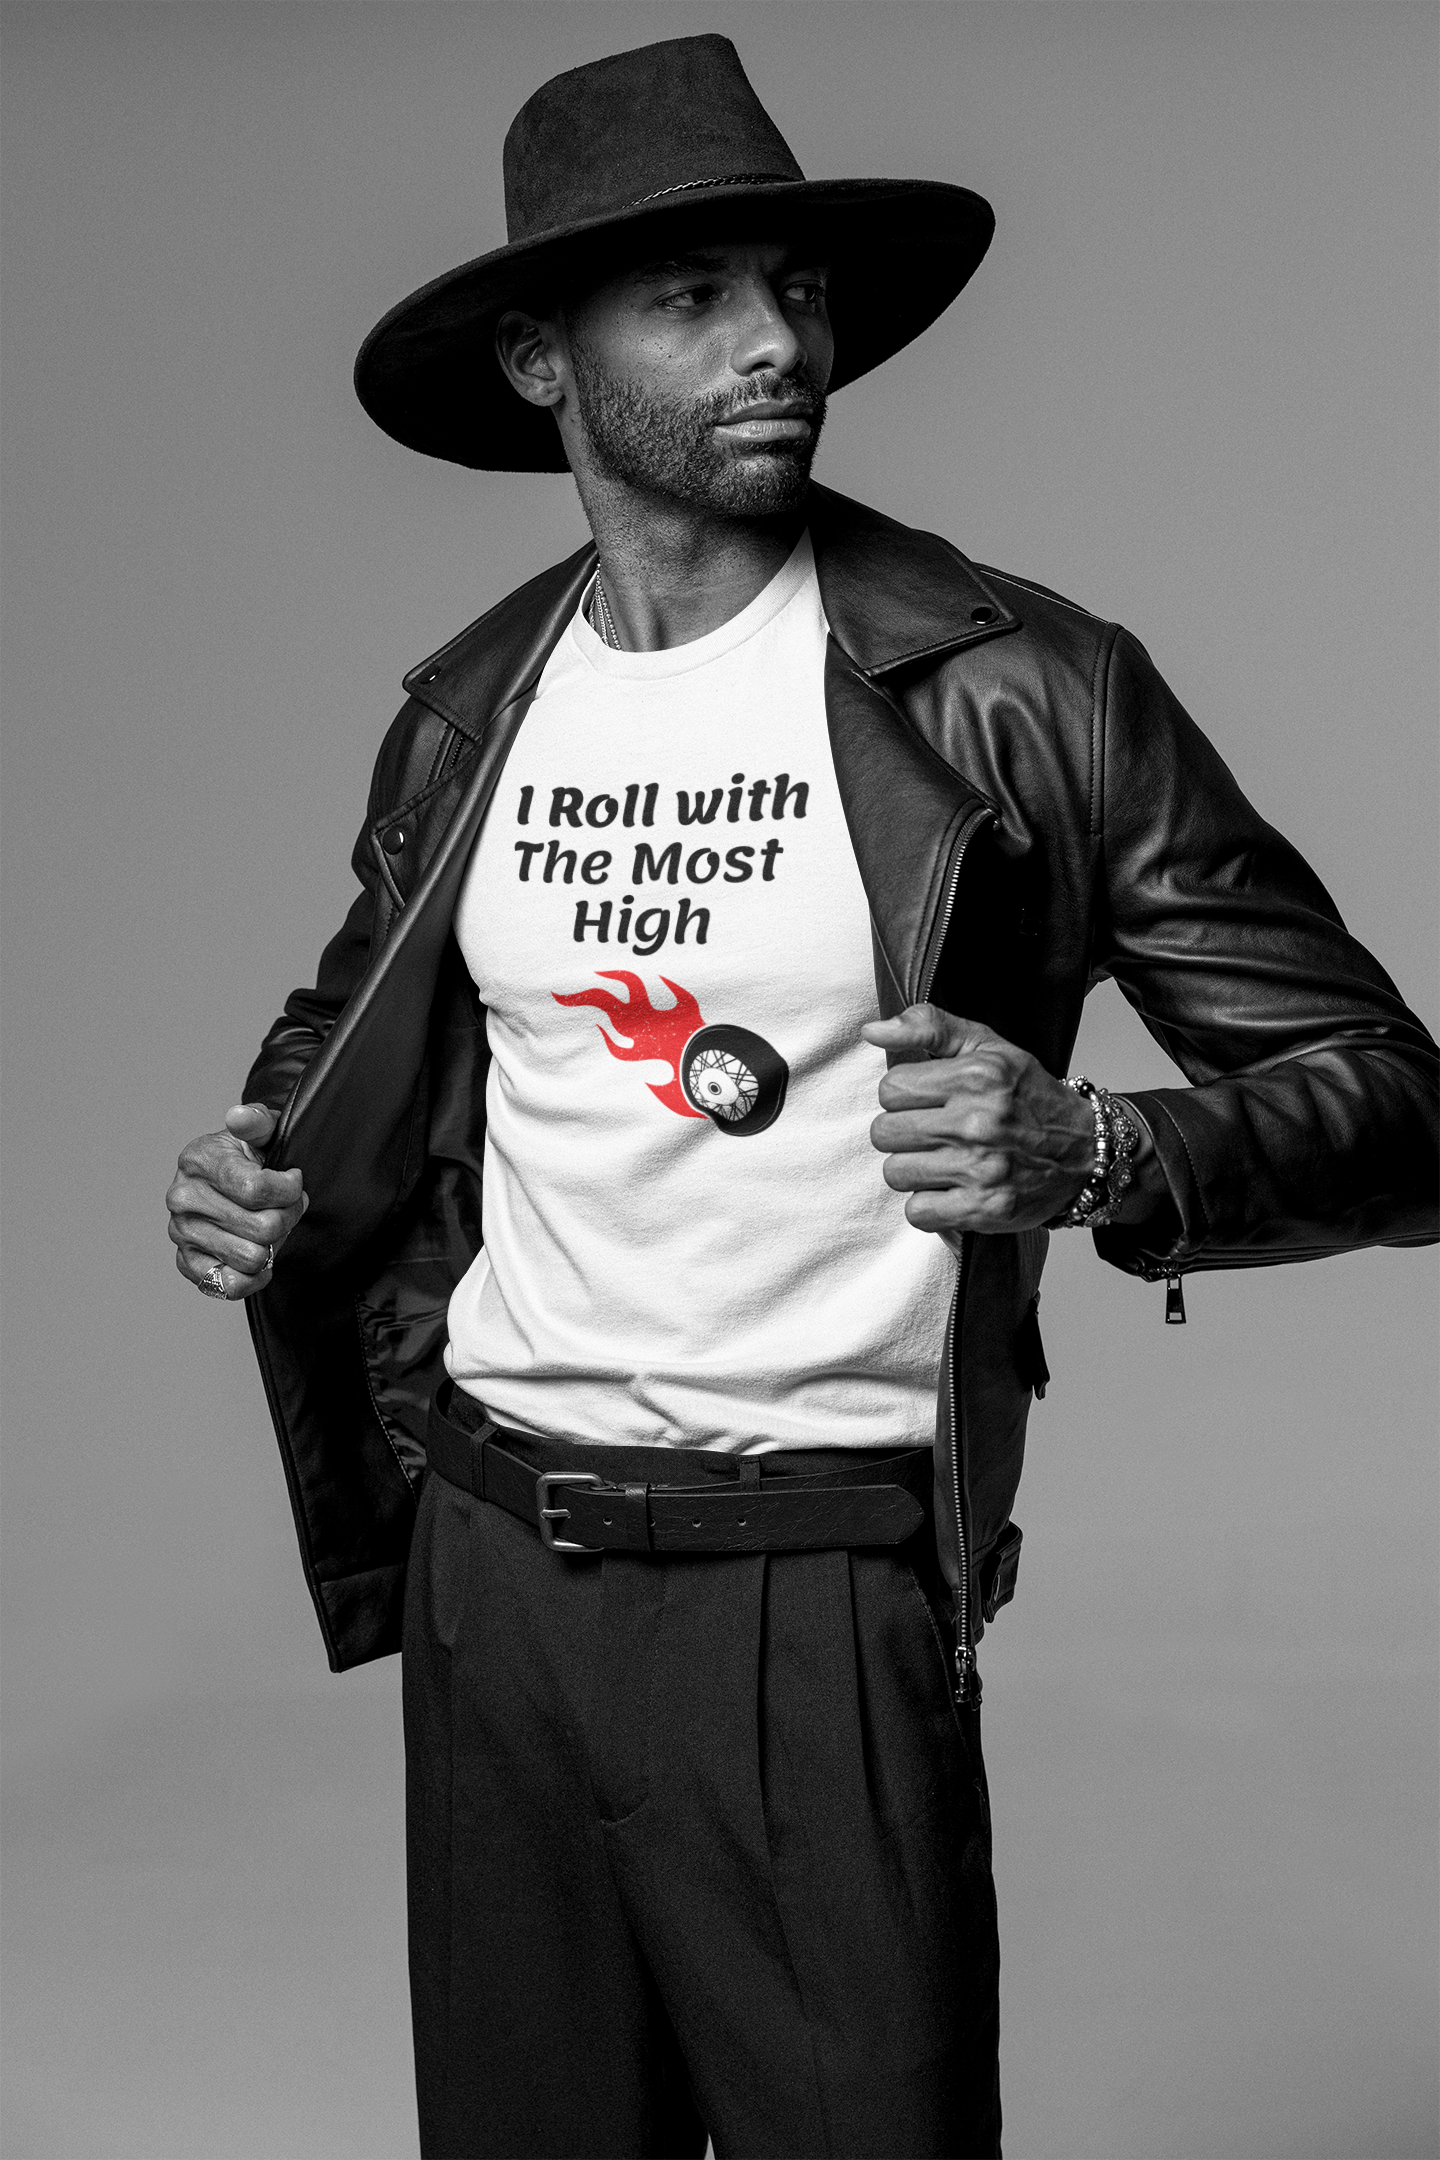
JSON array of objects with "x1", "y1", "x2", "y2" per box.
[{"x1": 863, "y1": 1005, "x2": 1095, "y2": 1236}]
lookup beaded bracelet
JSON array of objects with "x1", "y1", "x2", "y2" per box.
[{"x1": 1045, "y1": 1077, "x2": 1139, "y2": 1229}]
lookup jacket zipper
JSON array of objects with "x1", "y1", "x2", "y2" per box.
[
  {"x1": 1136, "y1": 1254, "x2": 1188, "y2": 1323},
  {"x1": 917, "y1": 807, "x2": 990, "y2": 1007},
  {"x1": 915, "y1": 807, "x2": 992, "y2": 1708},
  {"x1": 940, "y1": 1238, "x2": 978, "y2": 1704}
]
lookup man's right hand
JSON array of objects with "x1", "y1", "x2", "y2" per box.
[{"x1": 166, "y1": 1103, "x2": 308, "y2": 1301}]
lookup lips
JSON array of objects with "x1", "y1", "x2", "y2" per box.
[{"x1": 713, "y1": 400, "x2": 816, "y2": 444}]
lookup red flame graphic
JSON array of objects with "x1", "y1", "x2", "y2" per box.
[{"x1": 552, "y1": 970, "x2": 707, "y2": 1119}]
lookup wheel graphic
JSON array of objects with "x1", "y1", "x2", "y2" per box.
[
  {"x1": 679, "y1": 1024, "x2": 788, "y2": 1137},
  {"x1": 687, "y1": 1047, "x2": 758, "y2": 1122}
]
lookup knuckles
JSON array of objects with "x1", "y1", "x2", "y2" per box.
[
  {"x1": 950, "y1": 1103, "x2": 1004, "y2": 1145},
  {"x1": 173, "y1": 1133, "x2": 300, "y2": 1211},
  {"x1": 971, "y1": 1148, "x2": 1012, "y2": 1188},
  {"x1": 220, "y1": 1160, "x2": 264, "y2": 1205}
]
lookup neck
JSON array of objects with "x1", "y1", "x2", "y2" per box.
[{"x1": 577, "y1": 476, "x2": 806, "y2": 651}]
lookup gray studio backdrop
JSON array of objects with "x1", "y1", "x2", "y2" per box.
[{"x1": 2, "y1": 4, "x2": 1436, "y2": 2156}]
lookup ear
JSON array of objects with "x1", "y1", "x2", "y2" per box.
[{"x1": 495, "y1": 310, "x2": 567, "y2": 409}]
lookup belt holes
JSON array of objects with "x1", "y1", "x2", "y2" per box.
[
  {"x1": 602, "y1": 1515, "x2": 612, "y2": 1526},
  {"x1": 692, "y1": 1517, "x2": 702, "y2": 1527}
]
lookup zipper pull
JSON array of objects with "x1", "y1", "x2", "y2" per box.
[
  {"x1": 1165, "y1": 1273, "x2": 1187, "y2": 1325},
  {"x1": 955, "y1": 1643, "x2": 983, "y2": 1708}
]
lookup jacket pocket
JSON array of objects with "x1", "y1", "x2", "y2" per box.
[{"x1": 978, "y1": 1520, "x2": 1023, "y2": 1623}]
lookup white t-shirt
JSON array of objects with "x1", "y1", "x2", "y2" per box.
[{"x1": 445, "y1": 534, "x2": 954, "y2": 1451}]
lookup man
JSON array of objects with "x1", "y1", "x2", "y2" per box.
[{"x1": 164, "y1": 34, "x2": 1437, "y2": 2160}]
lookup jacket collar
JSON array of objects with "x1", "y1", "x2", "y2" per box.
[
  {"x1": 806, "y1": 484, "x2": 1019, "y2": 673},
  {"x1": 403, "y1": 544, "x2": 596, "y2": 738},
  {"x1": 403, "y1": 483, "x2": 1018, "y2": 731}
]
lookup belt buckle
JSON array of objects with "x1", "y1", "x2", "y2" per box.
[{"x1": 536, "y1": 1470, "x2": 603, "y2": 1554}]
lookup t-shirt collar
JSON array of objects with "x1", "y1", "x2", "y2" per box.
[{"x1": 571, "y1": 530, "x2": 816, "y2": 681}]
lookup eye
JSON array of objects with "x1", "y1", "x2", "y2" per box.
[
  {"x1": 657, "y1": 281, "x2": 718, "y2": 312},
  {"x1": 783, "y1": 275, "x2": 827, "y2": 309}
]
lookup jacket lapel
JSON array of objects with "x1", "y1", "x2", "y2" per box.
[
  {"x1": 270, "y1": 545, "x2": 594, "y2": 1254},
  {"x1": 824, "y1": 648, "x2": 998, "y2": 1014},
  {"x1": 809, "y1": 486, "x2": 1019, "y2": 1015}
]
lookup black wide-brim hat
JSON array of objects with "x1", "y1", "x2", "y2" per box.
[{"x1": 354, "y1": 34, "x2": 994, "y2": 472}]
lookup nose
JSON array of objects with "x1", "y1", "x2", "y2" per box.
[{"x1": 727, "y1": 274, "x2": 805, "y2": 380}]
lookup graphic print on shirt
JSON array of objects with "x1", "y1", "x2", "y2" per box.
[
  {"x1": 553, "y1": 970, "x2": 790, "y2": 1135},
  {"x1": 510, "y1": 766, "x2": 807, "y2": 960},
  {"x1": 552, "y1": 971, "x2": 704, "y2": 1119}
]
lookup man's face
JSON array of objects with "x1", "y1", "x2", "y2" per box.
[{"x1": 554, "y1": 238, "x2": 833, "y2": 516}]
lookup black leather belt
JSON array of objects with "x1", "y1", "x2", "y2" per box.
[{"x1": 425, "y1": 1393, "x2": 930, "y2": 1556}]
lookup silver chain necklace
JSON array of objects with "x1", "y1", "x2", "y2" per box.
[{"x1": 590, "y1": 573, "x2": 622, "y2": 650}]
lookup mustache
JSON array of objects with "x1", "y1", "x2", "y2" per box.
[{"x1": 704, "y1": 369, "x2": 827, "y2": 425}]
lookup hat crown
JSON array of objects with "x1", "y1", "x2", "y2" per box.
[{"x1": 503, "y1": 34, "x2": 804, "y2": 243}]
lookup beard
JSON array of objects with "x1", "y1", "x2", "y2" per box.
[{"x1": 566, "y1": 336, "x2": 827, "y2": 517}]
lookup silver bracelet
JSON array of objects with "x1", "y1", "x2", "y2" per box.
[{"x1": 1045, "y1": 1077, "x2": 1139, "y2": 1229}]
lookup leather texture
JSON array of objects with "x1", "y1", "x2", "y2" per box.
[
  {"x1": 242, "y1": 483, "x2": 1439, "y2": 1671},
  {"x1": 423, "y1": 1396, "x2": 930, "y2": 1555}
]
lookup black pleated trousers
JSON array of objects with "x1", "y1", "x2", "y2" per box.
[{"x1": 402, "y1": 1447, "x2": 1001, "y2": 2160}]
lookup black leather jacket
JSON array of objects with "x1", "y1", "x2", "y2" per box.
[{"x1": 242, "y1": 485, "x2": 1438, "y2": 1676}]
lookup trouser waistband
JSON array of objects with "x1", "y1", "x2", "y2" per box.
[{"x1": 425, "y1": 1382, "x2": 932, "y2": 1556}]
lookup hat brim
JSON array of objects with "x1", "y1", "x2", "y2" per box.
[{"x1": 353, "y1": 178, "x2": 994, "y2": 471}]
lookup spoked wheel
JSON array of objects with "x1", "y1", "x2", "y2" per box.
[{"x1": 678, "y1": 1024, "x2": 789, "y2": 1136}]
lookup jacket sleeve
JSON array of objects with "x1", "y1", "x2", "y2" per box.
[
  {"x1": 1090, "y1": 627, "x2": 1439, "y2": 1278},
  {"x1": 241, "y1": 700, "x2": 425, "y2": 1118}
]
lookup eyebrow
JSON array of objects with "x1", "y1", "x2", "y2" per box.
[
  {"x1": 630, "y1": 253, "x2": 730, "y2": 280},
  {"x1": 628, "y1": 250, "x2": 827, "y2": 283}
]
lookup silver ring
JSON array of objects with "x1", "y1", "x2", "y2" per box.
[
  {"x1": 264, "y1": 1243, "x2": 275, "y2": 1272},
  {"x1": 198, "y1": 1262, "x2": 228, "y2": 1301}
]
